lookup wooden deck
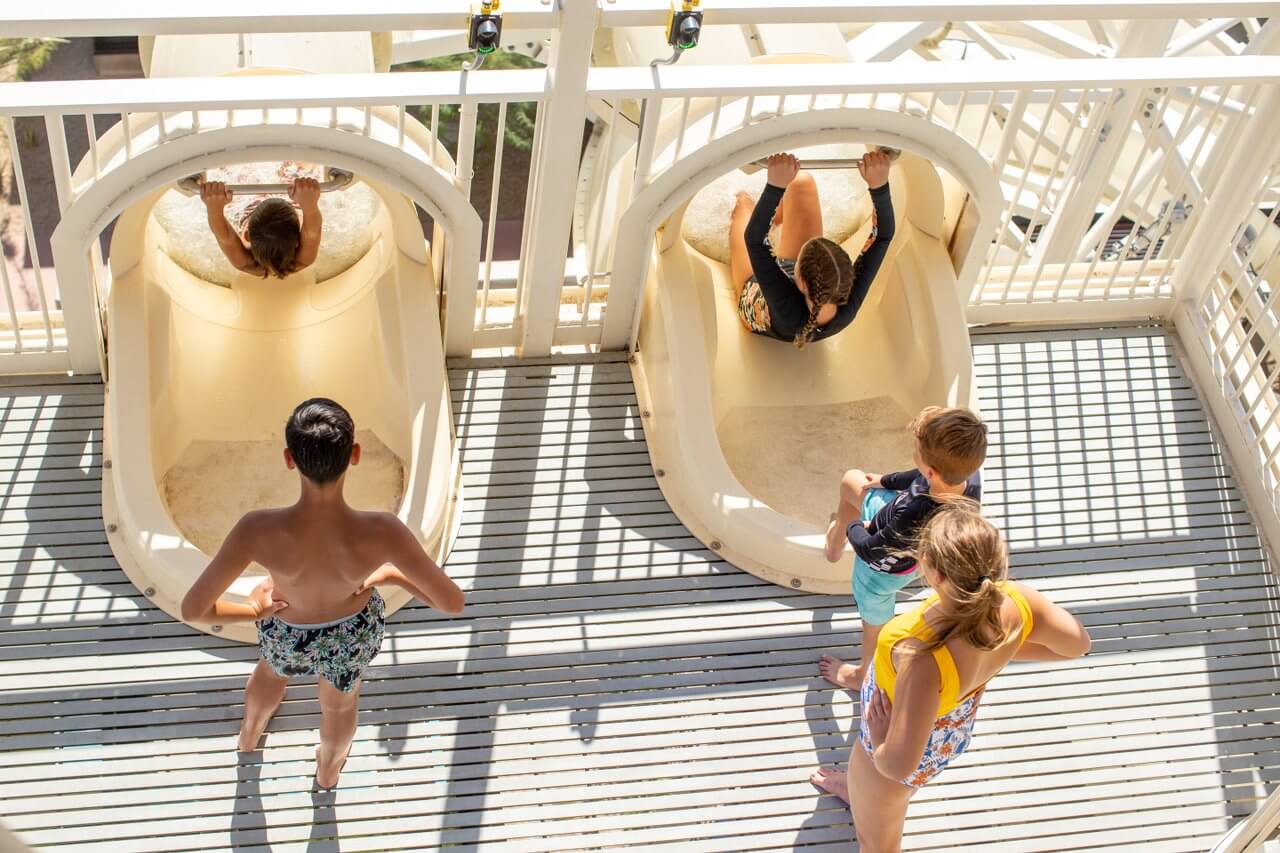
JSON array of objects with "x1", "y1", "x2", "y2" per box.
[{"x1": 1, "y1": 324, "x2": 1277, "y2": 851}]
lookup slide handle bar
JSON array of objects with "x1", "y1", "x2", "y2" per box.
[
  {"x1": 175, "y1": 168, "x2": 356, "y2": 196},
  {"x1": 739, "y1": 148, "x2": 901, "y2": 175}
]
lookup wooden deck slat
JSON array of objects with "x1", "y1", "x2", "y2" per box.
[{"x1": 1, "y1": 325, "x2": 1276, "y2": 851}]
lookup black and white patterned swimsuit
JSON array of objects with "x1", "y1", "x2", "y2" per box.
[{"x1": 256, "y1": 589, "x2": 385, "y2": 692}]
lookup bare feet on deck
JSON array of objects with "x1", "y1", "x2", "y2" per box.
[
  {"x1": 819, "y1": 653, "x2": 865, "y2": 691},
  {"x1": 315, "y1": 745, "x2": 351, "y2": 789},
  {"x1": 810, "y1": 766, "x2": 850, "y2": 804},
  {"x1": 824, "y1": 513, "x2": 846, "y2": 563}
]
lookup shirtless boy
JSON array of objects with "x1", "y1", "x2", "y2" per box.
[{"x1": 181, "y1": 398, "x2": 465, "y2": 788}]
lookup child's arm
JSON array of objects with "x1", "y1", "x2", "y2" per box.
[
  {"x1": 833, "y1": 153, "x2": 896, "y2": 324},
  {"x1": 1016, "y1": 583, "x2": 1091, "y2": 660},
  {"x1": 200, "y1": 180, "x2": 265, "y2": 275},
  {"x1": 744, "y1": 154, "x2": 810, "y2": 332},
  {"x1": 180, "y1": 514, "x2": 287, "y2": 624},
  {"x1": 290, "y1": 178, "x2": 323, "y2": 270},
  {"x1": 353, "y1": 517, "x2": 465, "y2": 615},
  {"x1": 864, "y1": 652, "x2": 940, "y2": 780},
  {"x1": 877, "y1": 470, "x2": 918, "y2": 491}
]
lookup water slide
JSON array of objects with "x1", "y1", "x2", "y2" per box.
[
  {"x1": 586, "y1": 25, "x2": 980, "y2": 594},
  {"x1": 95, "y1": 34, "x2": 460, "y2": 642}
]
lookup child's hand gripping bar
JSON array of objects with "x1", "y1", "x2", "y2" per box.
[
  {"x1": 175, "y1": 168, "x2": 356, "y2": 196},
  {"x1": 739, "y1": 147, "x2": 901, "y2": 175}
]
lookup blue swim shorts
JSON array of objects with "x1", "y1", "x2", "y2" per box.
[{"x1": 851, "y1": 487, "x2": 919, "y2": 625}]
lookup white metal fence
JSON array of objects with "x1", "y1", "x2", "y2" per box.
[{"x1": 2, "y1": 7, "x2": 1277, "y2": 367}]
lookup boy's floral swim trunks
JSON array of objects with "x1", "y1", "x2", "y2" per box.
[{"x1": 257, "y1": 589, "x2": 385, "y2": 692}]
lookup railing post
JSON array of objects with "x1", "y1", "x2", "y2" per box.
[
  {"x1": 515, "y1": 0, "x2": 597, "y2": 357},
  {"x1": 1168, "y1": 84, "x2": 1280, "y2": 311},
  {"x1": 1030, "y1": 19, "x2": 1177, "y2": 265},
  {"x1": 44, "y1": 113, "x2": 104, "y2": 375}
]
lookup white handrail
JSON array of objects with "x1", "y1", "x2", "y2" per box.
[
  {"x1": 174, "y1": 167, "x2": 356, "y2": 196},
  {"x1": 1211, "y1": 785, "x2": 1280, "y2": 853},
  {"x1": 3, "y1": 1, "x2": 1276, "y2": 35},
  {"x1": 2, "y1": 57, "x2": 1278, "y2": 117}
]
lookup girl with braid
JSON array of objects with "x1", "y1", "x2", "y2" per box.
[{"x1": 728, "y1": 150, "x2": 895, "y2": 347}]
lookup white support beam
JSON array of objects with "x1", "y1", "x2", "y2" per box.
[
  {"x1": 1167, "y1": 18, "x2": 1241, "y2": 57},
  {"x1": 4, "y1": 57, "x2": 1280, "y2": 117},
  {"x1": 6, "y1": 2, "x2": 1279, "y2": 36},
  {"x1": 1030, "y1": 19, "x2": 1179, "y2": 264},
  {"x1": 846, "y1": 22, "x2": 944, "y2": 62},
  {"x1": 1169, "y1": 84, "x2": 1280, "y2": 309},
  {"x1": 2, "y1": 2, "x2": 558, "y2": 37},
  {"x1": 1194, "y1": 19, "x2": 1280, "y2": 196},
  {"x1": 996, "y1": 21, "x2": 1111, "y2": 58},
  {"x1": 954, "y1": 21, "x2": 1014, "y2": 61},
  {"x1": 597, "y1": 1, "x2": 1280, "y2": 27},
  {"x1": 515, "y1": 0, "x2": 596, "y2": 357}
]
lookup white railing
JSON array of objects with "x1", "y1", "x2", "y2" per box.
[
  {"x1": 0, "y1": 69, "x2": 552, "y2": 366},
  {"x1": 1211, "y1": 782, "x2": 1280, "y2": 853},
  {"x1": 0, "y1": 6, "x2": 1276, "y2": 362},
  {"x1": 1173, "y1": 86, "x2": 1280, "y2": 553}
]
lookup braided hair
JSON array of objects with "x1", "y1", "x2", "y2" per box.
[{"x1": 792, "y1": 237, "x2": 855, "y2": 349}]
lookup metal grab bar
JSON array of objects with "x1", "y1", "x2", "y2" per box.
[
  {"x1": 175, "y1": 167, "x2": 356, "y2": 196},
  {"x1": 739, "y1": 147, "x2": 902, "y2": 174}
]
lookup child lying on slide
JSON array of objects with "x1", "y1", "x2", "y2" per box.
[
  {"x1": 200, "y1": 168, "x2": 323, "y2": 279},
  {"x1": 728, "y1": 149, "x2": 895, "y2": 348}
]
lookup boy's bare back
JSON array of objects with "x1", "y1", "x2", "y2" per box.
[{"x1": 236, "y1": 504, "x2": 421, "y2": 624}]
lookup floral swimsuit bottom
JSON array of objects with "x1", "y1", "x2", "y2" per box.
[
  {"x1": 257, "y1": 589, "x2": 385, "y2": 693},
  {"x1": 859, "y1": 663, "x2": 981, "y2": 788}
]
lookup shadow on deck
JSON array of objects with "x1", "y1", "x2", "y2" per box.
[{"x1": 0, "y1": 324, "x2": 1276, "y2": 852}]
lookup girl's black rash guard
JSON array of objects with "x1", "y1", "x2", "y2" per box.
[{"x1": 744, "y1": 182, "x2": 895, "y2": 342}]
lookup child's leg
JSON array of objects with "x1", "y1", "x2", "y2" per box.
[
  {"x1": 239, "y1": 658, "x2": 289, "y2": 752},
  {"x1": 316, "y1": 677, "x2": 361, "y2": 788},
  {"x1": 819, "y1": 620, "x2": 883, "y2": 690},
  {"x1": 774, "y1": 171, "x2": 823, "y2": 261},
  {"x1": 729, "y1": 191, "x2": 756, "y2": 301},
  {"x1": 825, "y1": 468, "x2": 875, "y2": 562}
]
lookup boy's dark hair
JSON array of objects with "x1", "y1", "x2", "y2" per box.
[
  {"x1": 246, "y1": 198, "x2": 301, "y2": 279},
  {"x1": 286, "y1": 398, "x2": 354, "y2": 484}
]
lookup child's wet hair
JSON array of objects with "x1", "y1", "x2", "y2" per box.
[
  {"x1": 793, "y1": 237, "x2": 855, "y2": 348},
  {"x1": 246, "y1": 198, "x2": 301, "y2": 279},
  {"x1": 911, "y1": 406, "x2": 988, "y2": 486},
  {"x1": 286, "y1": 398, "x2": 354, "y2": 484}
]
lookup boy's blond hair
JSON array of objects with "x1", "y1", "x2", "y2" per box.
[{"x1": 911, "y1": 406, "x2": 987, "y2": 486}]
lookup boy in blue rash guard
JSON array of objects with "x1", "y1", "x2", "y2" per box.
[
  {"x1": 727, "y1": 149, "x2": 895, "y2": 348},
  {"x1": 818, "y1": 406, "x2": 988, "y2": 690}
]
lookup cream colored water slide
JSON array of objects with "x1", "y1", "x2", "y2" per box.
[
  {"x1": 587, "y1": 25, "x2": 994, "y2": 594},
  {"x1": 95, "y1": 35, "x2": 461, "y2": 642}
]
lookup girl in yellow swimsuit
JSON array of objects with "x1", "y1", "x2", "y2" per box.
[{"x1": 810, "y1": 503, "x2": 1092, "y2": 853}]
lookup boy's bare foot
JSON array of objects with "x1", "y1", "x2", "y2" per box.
[
  {"x1": 315, "y1": 745, "x2": 351, "y2": 789},
  {"x1": 810, "y1": 767, "x2": 850, "y2": 805},
  {"x1": 819, "y1": 653, "x2": 865, "y2": 691},
  {"x1": 824, "y1": 513, "x2": 846, "y2": 563}
]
